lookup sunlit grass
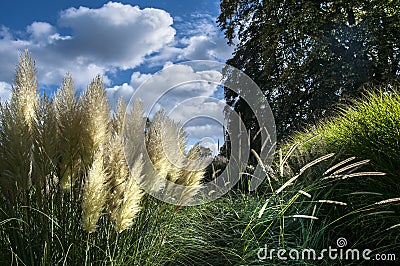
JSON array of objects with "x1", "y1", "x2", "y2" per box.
[
  {"x1": 1, "y1": 51, "x2": 399, "y2": 265},
  {"x1": 0, "y1": 51, "x2": 209, "y2": 265}
]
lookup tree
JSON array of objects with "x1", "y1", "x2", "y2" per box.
[{"x1": 218, "y1": 0, "x2": 400, "y2": 143}]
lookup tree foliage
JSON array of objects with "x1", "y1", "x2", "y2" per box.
[{"x1": 218, "y1": 0, "x2": 400, "y2": 141}]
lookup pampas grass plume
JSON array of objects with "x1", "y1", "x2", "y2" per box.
[
  {"x1": 82, "y1": 148, "x2": 109, "y2": 233},
  {"x1": 113, "y1": 154, "x2": 144, "y2": 233}
]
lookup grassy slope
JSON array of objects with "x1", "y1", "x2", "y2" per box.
[{"x1": 193, "y1": 88, "x2": 400, "y2": 265}]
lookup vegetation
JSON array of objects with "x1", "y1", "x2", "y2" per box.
[
  {"x1": 278, "y1": 88, "x2": 400, "y2": 258},
  {"x1": 0, "y1": 51, "x2": 207, "y2": 265},
  {"x1": 218, "y1": 0, "x2": 400, "y2": 144},
  {"x1": 1, "y1": 43, "x2": 399, "y2": 265},
  {"x1": 215, "y1": 3, "x2": 400, "y2": 262},
  {"x1": 285, "y1": 88, "x2": 400, "y2": 193},
  {"x1": 192, "y1": 87, "x2": 400, "y2": 263}
]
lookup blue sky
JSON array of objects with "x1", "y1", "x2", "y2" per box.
[{"x1": 0, "y1": 0, "x2": 232, "y2": 153}]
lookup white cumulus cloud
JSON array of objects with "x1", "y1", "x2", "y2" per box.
[
  {"x1": 107, "y1": 63, "x2": 227, "y2": 147},
  {"x1": 179, "y1": 35, "x2": 234, "y2": 61},
  {"x1": 0, "y1": 81, "x2": 12, "y2": 102},
  {"x1": 0, "y1": 2, "x2": 177, "y2": 88},
  {"x1": 27, "y1": 22, "x2": 56, "y2": 43},
  {"x1": 0, "y1": 2, "x2": 234, "y2": 90},
  {"x1": 57, "y1": 2, "x2": 175, "y2": 69}
]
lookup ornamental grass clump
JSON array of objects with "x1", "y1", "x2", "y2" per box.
[
  {"x1": 284, "y1": 87, "x2": 400, "y2": 196},
  {"x1": 194, "y1": 143, "x2": 394, "y2": 265},
  {"x1": 269, "y1": 87, "x2": 400, "y2": 262},
  {"x1": 0, "y1": 51, "x2": 208, "y2": 265}
]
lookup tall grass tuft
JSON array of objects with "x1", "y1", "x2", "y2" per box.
[
  {"x1": 286, "y1": 88, "x2": 400, "y2": 195},
  {"x1": 80, "y1": 75, "x2": 110, "y2": 163},
  {"x1": 273, "y1": 87, "x2": 400, "y2": 261},
  {"x1": 181, "y1": 88, "x2": 400, "y2": 264},
  {"x1": 13, "y1": 49, "x2": 38, "y2": 130},
  {"x1": 146, "y1": 110, "x2": 185, "y2": 186},
  {"x1": 189, "y1": 145, "x2": 396, "y2": 265},
  {"x1": 175, "y1": 144, "x2": 208, "y2": 207},
  {"x1": 0, "y1": 51, "x2": 208, "y2": 265}
]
